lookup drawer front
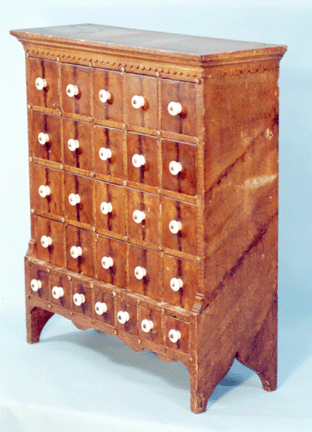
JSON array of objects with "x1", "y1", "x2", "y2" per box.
[
  {"x1": 93, "y1": 68, "x2": 123, "y2": 122},
  {"x1": 94, "y1": 126, "x2": 124, "y2": 179},
  {"x1": 65, "y1": 225, "x2": 94, "y2": 277},
  {"x1": 28, "y1": 262, "x2": 50, "y2": 301},
  {"x1": 28, "y1": 58, "x2": 59, "y2": 109},
  {"x1": 126, "y1": 74, "x2": 157, "y2": 129},
  {"x1": 161, "y1": 79, "x2": 196, "y2": 136},
  {"x1": 127, "y1": 132, "x2": 158, "y2": 187},
  {"x1": 61, "y1": 64, "x2": 90, "y2": 116},
  {"x1": 35, "y1": 216, "x2": 64, "y2": 267},
  {"x1": 63, "y1": 119, "x2": 92, "y2": 171},
  {"x1": 162, "y1": 139, "x2": 196, "y2": 196},
  {"x1": 162, "y1": 197, "x2": 197, "y2": 256},
  {"x1": 72, "y1": 281, "x2": 92, "y2": 317},
  {"x1": 64, "y1": 173, "x2": 93, "y2": 226},
  {"x1": 33, "y1": 164, "x2": 63, "y2": 217},
  {"x1": 51, "y1": 273, "x2": 71, "y2": 309},
  {"x1": 93, "y1": 290, "x2": 114, "y2": 326},
  {"x1": 128, "y1": 245, "x2": 161, "y2": 301},
  {"x1": 95, "y1": 180, "x2": 126, "y2": 236},
  {"x1": 128, "y1": 189, "x2": 159, "y2": 247},
  {"x1": 138, "y1": 306, "x2": 162, "y2": 344},
  {"x1": 32, "y1": 112, "x2": 61, "y2": 163},
  {"x1": 163, "y1": 255, "x2": 197, "y2": 311},
  {"x1": 95, "y1": 234, "x2": 126, "y2": 288},
  {"x1": 166, "y1": 316, "x2": 190, "y2": 354},
  {"x1": 116, "y1": 299, "x2": 137, "y2": 335}
]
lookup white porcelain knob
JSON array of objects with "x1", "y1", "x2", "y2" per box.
[
  {"x1": 70, "y1": 246, "x2": 82, "y2": 259},
  {"x1": 99, "y1": 147, "x2": 112, "y2": 161},
  {"x1": 170, "y1": 278, "x2": 183, "y2": 292},
  {"x1": 68, "y1": 193, "x2": 81, "y2": 206},
  {"x1": 101, "y1": 256, "x2": 114, "y2": 269},
  {"x1": 52, "y1": 286, "x2": 64, "y2": 299},
  {"x1": 35, "y1": 77, "x2": 47, "y2": 91},
  {"x1": 66, "y1": 84, "x2": 79, "y2": 97},
  {"x1": 38, "y1": 185, "x2": 51, "y2": 198},
  {"x1": 68, "y1": 139, "x2": 79, "y2": 151},
  {"x1": 133, "y1": 209, "x2": 146, "y2": 224},
  {"x1": 38, "y1": 132, "x2": 49, "y2": 145},
  {"x1": 73, "y1": 293, "x2": 85, "y2": 306},
  {"x1": 168, "y1": 329, "x2": 181, "y2": 343},
  {"x1": 132, "y1": 154, "x2": 145, "y2": 168},
  {"x1": 95, "y1": 301, "x2": 108, "y2": 315},
  {"x1": 100, "y1": 202, "x2": 113, "y2": 215},
  {"x1": 169, "y1": 220, "x2": 182, "y2": 234},
  {"x1": 117, "y1": 310, "x2": 130, "y2": 324},
  {"x1": 134, "y1": 266, "x2": 147, "y2": 280},
  {"x1": 40, "y1": 235, "x2": 52, "y2": 248},
  {"x1": 30, "y1": 279, "x2": 42, "y2": 292},
  {"x1": 131, "y1": 95, "x2": 145, "y2": 109},
  {"x1": 168, "y1": 101, "x2": 182, "y2": 116},
  {"x1": 141, "y1": 319, "x2": 154, "y2": 333},
  {"x1": 99, "y1": 89, "x2": 111, "y2": 103},
  {"x1": 169, "y1": 161, "x2": 182, "y2": 176}
]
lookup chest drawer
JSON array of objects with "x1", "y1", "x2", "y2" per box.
[
  {"x1": 61, "y1": 63, "x2": 91, "y2": 116},
  {"x1": 32, "y1": 112, "x2": 61, "y2": 163},
  {"x1": 28, "y1": 58, "x2": 59, "y2": 109},
  {"x1": 63, "y1": 119, "x2": 92, "y2": 171},
  {"x1": 93, "y1": 68, "x2": 123, "y2": 123}
]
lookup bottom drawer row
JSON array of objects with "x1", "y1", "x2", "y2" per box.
[{"x1": 27, "y1": 261, "x2": 190, "y2": 354}]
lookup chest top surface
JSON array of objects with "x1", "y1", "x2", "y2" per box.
[{"x1": 10, "y1": 23, "x2": 286, "y2": 64}]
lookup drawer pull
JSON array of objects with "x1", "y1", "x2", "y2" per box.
[
  {"x1": 38, "y1": 132, "x2": 49, "y2": 145},
  {"x1": 169, "y1": 220, "x2": 182, "y2": 234},
  {"x1": 169, "y1": 161, "x2": 182, "y2": 176},
  {"x1": 131, "y1": 95, "x2": 145, "y2": 109},
  {"x1": 99, "y1": 89, "x2": 111, "y2": 103},
  {"x1": 170, "y1": 278, "x2": 183, "y2": 292},
  {"x1": 38, "y1": 185, "x2": 51, "y2": 198},
  {"x1": 35, "y1": 77, "x2": 47, "y2": 91},
  {"x1": 134, "y1": 266, "x2": 147, "y2": 280},
  {"x1": 141, "y1": 319, "x2": 154, "y2": 333},
  {"x1": 73, "y1": 293, "x2": 85, "y2": 306},
  {"x1": 66, "y1": 84, "x2": 79, "y2": 97},
  {"x1": 52, "y1": 286, "x2": 64, "y2": 299},
  {"x1": 133, "y1": 209, "x2": 146, "y2": 224},
  {"x1": 168, "y1": 329, "x2": 181, "y2": 343},
  {"x1": 40, "y1": 235, "x2": 52, "y2": 248},
  {"x1": 132, "y1": 154, "x2": 145, "y2": 168},
  {"x1": 168, "y1": 101, "x2": 182, "y2": 116},
  {"x1": 70, "y1": 246, "x2": 82, "y2": 259},
  {"x1": 101, "y1": 256, "x2": 114, "y2": 269},
  {"x1": 68, "y1": 139, "x2": 80, "y2": 151},
  {"x1": 30, "y1": 279, "x2": 42, "y2": 292},
  {"x1": 100, "y1": 201, "x2": 113, "y2": 215},
  {"x1": 117, "y1": 310, "x2": 130, "y2": 324},
  {"x1": 95, "y1": 301, "x2": 108, "y2": 315},
  {"x1": 99, "y1": 147, "x2": 112, "y2": 161},
  {"x1": 68, "y1": 193, "x2": 81, "y2": 206}
]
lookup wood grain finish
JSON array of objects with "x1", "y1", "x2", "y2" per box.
[
  {"x1": 35, "y1": 216, "x2": 64, "y2": 267},
  {"x1": 93, "y1": 68, "x2": 123, "y2": 122},
  {"x1": 12, "y1": 24, "x2": 287, "y2": 414},
  {"x1": 94, "y1": 126, "x2": 124, "y2": 179},
  {"x1": 126, "y1": 74, "x2": 158, "y2": 129},
  {"x1": 127, "y1": 132, "x2": 158, "y2": 187},
  {"x1": 95, "y1": 234, "x2": 126, "y2": 287},
  {"x1": 61, "y1": 63, "x2": 91, "y2": 116},
  {"x1": 32, "y1": 112, "x2": 61, "y2": 162},
  {"x1": 28, "y1": 58, "x2": 59, "y2": 109},
  {"x1": 162, "y1": 139, "x2": 196, "y2": 196},
  {"x1": 95, "y1": 180, "x2": 126, "y2": 236},
  {"x1": 63, "y1": 118, "x2": 92, "y2": 171}
]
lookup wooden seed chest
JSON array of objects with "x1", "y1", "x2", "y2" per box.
[{"x1": 10, "y1": 24, "x2": 287, "y2": 413}]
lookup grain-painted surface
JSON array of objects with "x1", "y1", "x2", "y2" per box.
[{"x1": 13, "y1": 24, "x2": 287, "y2": 414}]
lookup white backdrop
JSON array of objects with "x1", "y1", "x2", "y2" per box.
[{"x1": 1, "y1": 1, "x2": 312, "y2": 431}]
